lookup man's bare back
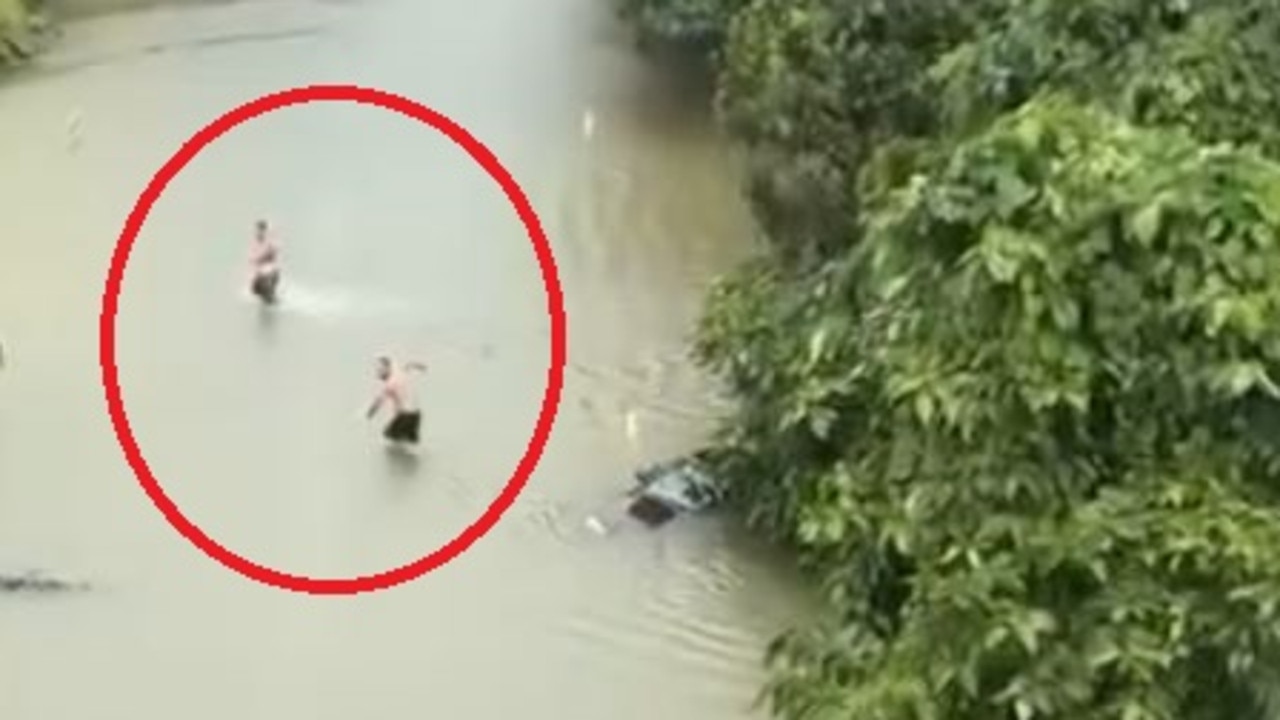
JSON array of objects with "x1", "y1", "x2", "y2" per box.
[
  {"x1": 367, "y1": 356, "x2": 426, "y2": 445},
  {"x1": 376, "y1": 372, "x2": 419, "y2": 415}
]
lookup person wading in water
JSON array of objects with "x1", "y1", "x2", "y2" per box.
[
  {"x1": 366, "y1": 356, "x2": 427, "y2": 449},
  {"x1": 249, "y1": 219, "x2": 281, "y2": 305}
]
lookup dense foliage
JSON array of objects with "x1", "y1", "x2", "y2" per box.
[
  {"x1": 633, "y1": 0, "x2": 1280, "y2": 265},
  {"x1": 0, "y1": 0, "x2": 48, "y2": 68},
  {"x1": 627, "y1": 0, "x2": 1280, "y2": 719},
  {"x1": 619, "y1": 0, "x2": 749, "y2": 50}
]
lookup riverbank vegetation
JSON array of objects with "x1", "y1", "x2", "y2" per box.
[
  {"x1": 624, "y1": 0, "x2": 1280, "y2": 718},
  {"x1": 0, "y1": 0, "x2": 52, "y2": 68}
]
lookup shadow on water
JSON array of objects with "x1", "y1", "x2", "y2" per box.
[
  {"x1": 616, "y1": 27, "x2": 719, "y2": 129},
  {"x1": 254, "y1": 301, "x2": 279, "y2": 339},
  {"x1": 382, "y1": 443, "x2": 422, "y2": 481}
]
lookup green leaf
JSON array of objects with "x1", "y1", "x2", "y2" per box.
[
  {"x1": 978, "y1": 225, "x2": 1028, "y2": 284},
  {"x1": 1012, "y1": 609, "x2": 1057, "y2": 655},
  {"x1": 914, "y1": 392, "x2": 936, "y2": 425},
  {"x1": 1132, "y1": 200, "x2": 1163, "y2": 246},
  {"x1": 1049, "y1": 297, "x2": 1079, "y2": 331},
  {"x1": 807, "y1": 326, "x2": 828, "y2": 364},
  {"x1": 1212, "y1": 361, "x2": 1280, "y2": 399},
  {"x1": 984, "y1": 625, "x2": 1009, "y2": 651},
  {"x1": 1122, "y1": 700, "x2": 1147, "y2": 720},
  {"x1": 1086, "y1": 634, "x2": 1121, "y2": 669},
  {"x1": 808, "y1": 407, "x2": 838, "y2": 440},
  {"x1": 995, "y1": 171, "x2": 1037, "y2": 218}
]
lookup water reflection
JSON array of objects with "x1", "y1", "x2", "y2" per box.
[{"x1": 254, "y1": 299, "x2": 280, "y2": 339}]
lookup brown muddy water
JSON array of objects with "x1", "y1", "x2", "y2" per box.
[{"x1": 0, "y1": 0, "x2": 809, "y2": 717}]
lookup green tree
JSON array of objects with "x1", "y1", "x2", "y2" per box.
[
  {"x1": 701, "y1": 96, "x2": 1280, "y2": 720},
  {"x1": 716, "y1": 0, "x2": 996, "y2": 267},
  {"x1": 628, "y1": 0, "x2": 1280, "y2": 266},
  {"x1": 624, "y1": 0, "x2": 1280, "y2": 718},
  {"x1": 929, "y1": 0, "x2": 1280, "y2": 154},
  {"x1": 616, "y1": 0, "x2": 995, "y2": 265}
]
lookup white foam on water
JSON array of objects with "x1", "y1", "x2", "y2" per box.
[
  {"x1": 584, "y1": 515, "x2": 609, "y2": 536},
  {"x1": 236, "y1": 278, "x2": 413, "y2": 323},
  {"x1": 276, "y1": 281, "x2": 355, "y2": 318}
]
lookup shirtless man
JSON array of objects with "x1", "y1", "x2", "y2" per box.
[
  {"x1": 366, "y1": 356, "x2": 427, "y2": 447},
  {"x1": 248, "y1": 219, "x2": 281, "y2": 305}
]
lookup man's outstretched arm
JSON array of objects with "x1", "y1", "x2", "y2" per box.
[{"x1": 365, "y1": 392, "x2": 384, "y2": 419}]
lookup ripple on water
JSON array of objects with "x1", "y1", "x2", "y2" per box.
[
  {"x1": 237, "y1": 278, "x2": 413, "y2": 323},
  {"x1": 551, "y1": 527, "x2": 768, "y2": 691}
]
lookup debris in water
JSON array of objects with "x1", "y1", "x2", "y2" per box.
[
  {"x1": 66, "y1": 107, "x2": 83, "y2": 151},
  {"x1": 0, "y1": 570, "x2": 90, "y2": 593},
  {"x1": 584, "y1": 515, "x2": 608, "y2": 536},
  {"x1": 623, "y1": 408, "x2": 640, "y2": 451},
  {"x1": 582, "y1": 109, "x2": 596, "y2": 139}
]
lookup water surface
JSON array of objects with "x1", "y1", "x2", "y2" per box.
[{"x1": 0, "y1": 1, "x2": 807, "y2": 717}]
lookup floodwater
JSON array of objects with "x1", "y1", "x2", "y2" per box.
[{"x1": 0, "y1": 0, "x2": 807, "y2": 717}]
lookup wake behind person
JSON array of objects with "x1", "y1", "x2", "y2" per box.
[
  {"x1": 249, "y1": 219, "x2": 281, "y2": 305},
  {"x1": 366, "y1": 356, "x2": 427, "y2": 448}
]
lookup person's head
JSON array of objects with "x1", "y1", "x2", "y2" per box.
[
  {"x1": 254, "y1": 220, "x2": 268, "y2": 240},
  {"x1": 375, "y1": 356, "x2": 392, "y2": 380}
]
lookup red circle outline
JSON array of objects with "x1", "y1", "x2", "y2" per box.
[{"x1": 99, "y1": 84, "x2": 567, "y2": 595}]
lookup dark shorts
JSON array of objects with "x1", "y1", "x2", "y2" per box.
[
  {"x1": 383, "y1": 411, "x2": 422, "y2": 444},
  {"x1": 251, "y1": 271, "x2": 280, "y2": 302}
]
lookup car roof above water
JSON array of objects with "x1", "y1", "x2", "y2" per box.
[{"x1": 637, "y1": 458, "x2": 720, "y2": 511}]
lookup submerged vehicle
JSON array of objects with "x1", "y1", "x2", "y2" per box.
[{"x1": 625, "y1": 454, "x2": 725, "y2": 527}]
